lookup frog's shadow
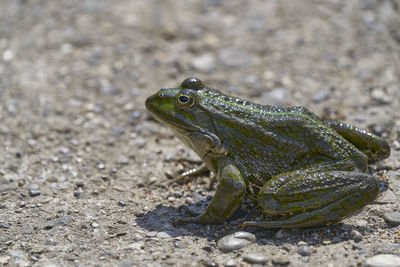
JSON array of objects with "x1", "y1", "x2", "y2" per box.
[{"x1": 135, "y1": 202, "x2": 375, "y2": 246}]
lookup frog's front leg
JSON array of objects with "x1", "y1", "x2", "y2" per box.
[
  {"x1": 243, "y1": 167, "x2": 380, "y2": 228},
  {"x1": 180, "y1": 158, "x2": 246, "y2": 224}
]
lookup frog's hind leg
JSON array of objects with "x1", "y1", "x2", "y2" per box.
[{"x1": 242, "y1": 168, "x2": 380, "y2": 229}]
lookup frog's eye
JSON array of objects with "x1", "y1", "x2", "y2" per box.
[
  {"x1": 176, "y1": 90, "x2": 195, "y2": 109},
  {"x1": 180, "y1": 77, "x2": 204, "y2": 91}
]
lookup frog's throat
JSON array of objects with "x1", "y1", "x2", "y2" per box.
[{"x1": 172, "y1": 127, "x2": 226, "y2": 158}]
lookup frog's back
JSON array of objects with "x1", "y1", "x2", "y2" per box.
[{"x1": 200, "y1": 91, "x2": 368, "y2": 190}]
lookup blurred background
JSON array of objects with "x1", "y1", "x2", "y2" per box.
[{"x1": 0, "y1": 0, "x2": 399, "y2": 266}]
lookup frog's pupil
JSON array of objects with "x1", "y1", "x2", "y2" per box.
[{"x1": 179, "y1": 95, "x2": 189, "y2": 103}]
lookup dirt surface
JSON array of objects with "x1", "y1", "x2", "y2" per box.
[{"x1": 1, "y1": 0, "x2": 400, "y2": 266}]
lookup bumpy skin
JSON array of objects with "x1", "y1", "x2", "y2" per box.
[{"x1": 145, "y1": 78, "x2": 390, "y2": 228}]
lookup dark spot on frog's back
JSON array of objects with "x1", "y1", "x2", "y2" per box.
[{"x1": 180, "y1": 77, "x2": 205, "y2": 91}]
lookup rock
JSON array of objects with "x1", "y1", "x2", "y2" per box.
[
  {"x1": 1, "y1": 222, "x2": 10, "y2": 228},
  {"x1": 43, "y1": 222, "x2": 54, "y2": 230},
  {"x1": 115, "y1": 155, "x2": 129, "y2": 165},
  {"x1": 0, "y1": 255, "x2": 10, "y2": 264},
  {"x1": 3, "y1": 49, "x2": 13, "y2": 61},
  {"x1": 383, "y1": 212, "x2": 400, "y2": 226},
  {"x1": 29, "y1": 189, "x2": 41, "y2": 197},
  {"x1": 225, "y1": 259, "x2": 236, "y2": 267},
  {"x1": 350, "y1": 230, "x2": 363, "y2": 242},
  {"x1": 40, "y1": 263, "x2": 58, "y2": 267},
  {"x1": 156, "y1": 232, "x2": 171, "y2": 239},
  {"x1": 376, "y1": 190, "x2": 398, "y2": 204},
  {"x1": 117, "y1": 201, "x2": 127, "y2": 207},
  {"x1": 364, "y1": 254, "x2": 400, "y2": 267},
  {"x1": 110, "y1": 126, "x2": 125, "y2": 136},
  {"x1": 97, "y1": 162, "x2": 105, "y2": 169},
  {"x1": 217, "y1": 231, "x2": 256, "y2": 253},
  {"x1": 191, "y1": 54, "x2": 216, "y2": 73},
  {"x1": 272, "y1": 255, "x2": 290, "y2": 265},
  {"x1": 123, "y1": 242, "x2": 144, "y2": 251},
  {"x1": 371, "y1": 88, "x2": 391, "y2": 104},
  {"x1": 297, "y1": 245, "x2": 312, "y2": 256},
  {"x1": 173, "y1": 240, "x2": 186, "y2": 249},
  {"x1": 261, "y1": 88, "x2": 291, "y2": 106},
  {"x1": 312, "y1": 89, "x2": 331, "y2": 103},
  {"x1": 118, "y1": 259, "x2": 132, "y2": 267},
  {"x1": 218, "y1": 47, "x2": 251, "y2": 68},
  {"x1": 54, "y1": 216, "x2": 72, "y2": 226},
  {"x1": 243, "y1": 253, "x2": 268, "y2": 264},
  {"x1": 203, "y1": 260, "x2": 218, "y2": 267},
  {"x1": 146, "y1": 231, "x2": 157, "y2": 237}
]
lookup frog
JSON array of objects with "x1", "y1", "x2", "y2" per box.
[{"x1": 145, "y1": 77, "x2": 390, "y2": 228}]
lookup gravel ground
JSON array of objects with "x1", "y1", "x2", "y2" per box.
[{"x1": 1, "y1": 0, "x2": 400, "y2": 266}]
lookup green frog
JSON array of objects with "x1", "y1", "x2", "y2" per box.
[{"x1": 145, "y1": 78, "x2": 390, "y2": 228}]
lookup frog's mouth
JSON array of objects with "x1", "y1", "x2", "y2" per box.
[
  {"x1": 152, "y1": 112, "x2": 197, "y2": 132},
  {"x1": 145, "y1": 92, "x2": 197, "y2": 132}
]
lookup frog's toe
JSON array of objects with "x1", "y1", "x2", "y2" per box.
[
  {"x1": 240, "y1": 220, "x2": 282, "y2": 229},
  {"x1": 177, "y1": 211, "x2": 223, "y2": 224}
]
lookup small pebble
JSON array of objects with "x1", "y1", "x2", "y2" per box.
[
  {"x1": 44, "y1": 222, "x2": 54, "y2": 230},
  {"x1": 243, "y1": 253, "x2": 268, "y2": 264},
  {"x1": 73, "y1": 192, "x2": 81, "y2": 198},
  {"x1": 117, "y1": 201, "x2": 127, "y2": 207},
  {"x1": 174, "y1": 240, "x2": 186, "y2": 249},
  {"x1": 297, "y1": 245, "x2": 312, "y2": 256},
  {"x1": 261, "y1": 88, "x2": 290, "y2": 106},
  {"x1": 118, "y1": 259, "x2": 132, "y2": 267},
  {"x1": 203, "y1": 260, "x2": 218, "y2": 267},
  {"x1": 376, "y1": 190, "x2": 398, "y2": 204},
  {"x1": 156, "y1": 232, "x2": 171, "y2": 239},
  {"x1": 185, "y1": 197, "x2": 195, "y2": 205},
  {"x1": 1, "y1": 222, "x2": 10, "y2": 228},
  {"x1": 217, "y1": 231, "x2": 256, "y2": 253},
  {"x1": 383, "y1": 212, "x2": 400, "y2": 226},
  {"x1": 191, "y1": 54, "x2": 216, "y2": 73},
  {"x1": 174, "y1": 191, "x2": 183, "y2": 198},
  {"x1": 92, "y1": 222, "x2": 99, "y2": 228},
  {"x1": 54, "y1": 216, "x2": 72, "y2": 226},
  {"x1": 115, "y1": 155, "x2": 129, "y2": 165},
  {"x1": 364, "y1": 254, "x2": 400, "y2": 267},
  {"x1": 350, "y1": 230, "x2": 363, "y2": 242},
  {"x1": 225, "y1": 259, "x2": 236, "y2": 267},
  {"x1": 29, "y1": 189, "x2": 41, "y2": 197},
  {"x1": 146, "y1": 231, "x2": 157, "y2": 237},
  {"x1": 218, "y1": 47, "x2": 251, "y2": 68},
  {"x1": 272, "y1": 255, "x2": 290, "y2": 265},
  {"x1": 312, "y1": 89, "x2": 331, "y2": 103},
  {"x1": 297, "y1": 241, "x2": 308, "y2": 246},
  {"x1": 97, "y1": 162, "x2": 105, "y2": 169}
]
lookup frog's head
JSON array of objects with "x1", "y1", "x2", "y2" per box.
[{"x1": 145, "y1": 77, "x2": 213, "y2": 134}]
